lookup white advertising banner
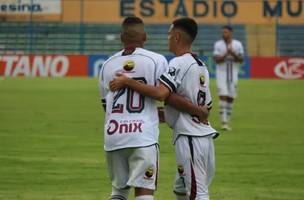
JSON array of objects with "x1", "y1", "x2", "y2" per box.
[{"x1": 0, "y1": 0, "x2": 61, "y2": 14}]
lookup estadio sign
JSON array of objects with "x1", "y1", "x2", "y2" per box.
[
  {"x1": 60, "y1": 0, "x2": 304, "y2": 24},
  {"x1": 1, "y1": 55, "x2": 304, "y2": 80}
]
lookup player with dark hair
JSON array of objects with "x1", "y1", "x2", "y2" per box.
[
  {"x1": 99, "y1": 17, "x2": 208, "y2": 200},
  {"x1": 213, "y1": 25, "x2": 244, "y2": 131},
  {"x1": 110, "y1": 17, "x2": 218, "y2": 200}
]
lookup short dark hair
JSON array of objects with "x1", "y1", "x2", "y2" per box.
[
  {"x1": 222, "y1": 25, "x2": 233, "y2": 32},
  {"x1": 172, "y1": 17, "x2": 198, "y2": 42},
  {"x1": 122, "y1": 16, "x2": 144, "y2": 27}
]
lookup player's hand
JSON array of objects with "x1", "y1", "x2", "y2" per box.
[
  {"x1": 109, "y1": 73, "x2": 128, "y2": 91},
  {"x1": 227, "y1": 47, "x2": 235, "y2": 55},
  {"x1": 198, "y1": 106, "x2": 210, "y2": 123},
  {"x1": 157, "y1": 106, "x2": 165, "y2": 123}
]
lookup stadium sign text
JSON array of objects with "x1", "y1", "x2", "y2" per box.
[
  {"x1": 274, "y1": 58, "x2": 304, "y2": 79},
  {"x1": 0, "y1": 55, "x2": 69, "y2": 77},
  {"x1": 120, "y1": 0, "x2": 304, "y2": 19},
  {"x1": 250, "y1": 57, "x2": 304, "y2": 79},
  {"x1": 0, "y1": 0, "x2": 61, "y2": 14}
]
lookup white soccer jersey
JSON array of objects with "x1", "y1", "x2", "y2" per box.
[
  {"x1": 99, "y1": 47, "x2": 168, "y2": 151},
  {"x1": 161, "y1": 53, "x2": 217, "y2": 143},
  {"x1": 213, "y1": 39, "x2": 244, "y2": 68},
  {"x1": 213, "y1": 39, "x2": 244, "y2": 97}
]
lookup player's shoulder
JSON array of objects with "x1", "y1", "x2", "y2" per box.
[
  {"x1": 168, "y1": 55, "x2": 186, "y2": 68},
  {"x1": 135, "y1": 48, "x2": 167, "y2": 62},
  {"x1": 102, "y1": 50, "x2": 124, "y2": 66},
  {"x1": 214, "y1": 39, "x2": 224, "y2": 46},
  {"x1": 232, "y1": 39, "x2": 243, "y2": 46}
]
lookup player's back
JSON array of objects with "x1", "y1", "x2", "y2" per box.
[
  {"x1": 164, "y1": 53, "x2": 217, "y2": 143},
  {"x1": 100, "y1": 48, "x2": 168, "y2": 151}
]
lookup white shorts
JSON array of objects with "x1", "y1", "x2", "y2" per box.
[
  {"x1": 106, "y1": 144, "x2": 159, "y2": 190},
  {"x1": 174, "y1": 135, "x2": 215, "y2": 200},
  {"x1": 216, "y1": 65, "x2": 239, "y2": 98}
]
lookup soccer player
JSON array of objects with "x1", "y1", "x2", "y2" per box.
[
  {"x1": 213, "y1": 25, "x2": 244, "y2": 131},
  {"x1": 99, "y1": 17, "x2": 208, "y2": 200},
  {"x1": 110, "y1": 17, "x2": 218, "y2": 200}
]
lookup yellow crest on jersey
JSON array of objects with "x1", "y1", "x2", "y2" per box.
[
  {"x1": 145, "y1": 167, "x2": 154, "y2": 178},
  {"x1": 199, "y1": 74, "x2": 205, "y2": 85},
  {"x1": 123, "y1": 60, "x2": 135, "y2": 71},
  {"x1": 177, "y1": 165, "x2": 184, "y2": 175}
]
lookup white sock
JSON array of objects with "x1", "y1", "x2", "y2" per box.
[
  {"x1": 219, "y1": 100, "x2": 228, "y2": 124},
  {"x1": 176, "y1": 194, "x2": 188, "y2": 200},
  {"x1": 226, "y1": 102, "x2": 233, "y2": 122},
  {"x1": 135, "y1": 195, "x2": 153, "y2": 200},
  {"x1": 110, "y1": 186, "x2": 129, "y2": 200}
]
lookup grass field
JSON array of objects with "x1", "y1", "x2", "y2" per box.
[{"x1": 0, "y1": 78, "x2": 303, "y2": 200}]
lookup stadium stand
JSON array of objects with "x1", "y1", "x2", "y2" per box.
[
  {"x1": 0, "y1": 22, "x2": 248, "y2": 56},
  {"x1": 277, "y1": 25, "x2": 304, "y2": 56}
]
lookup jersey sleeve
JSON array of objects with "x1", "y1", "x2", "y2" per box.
[
  {"x1": 213, "y1": 41, "x2": 222, "y2": 57},
  {"x1": 159, "y1": 58, "x2": 180, "y2": 92},
  {"x1": 237, "y1": 41, "x2": 245, "y2": 57},
  {"x1": 99, "y1": 64, "x2": 107, "y2": 111},
  {"x1": 203, "y1": 66, "x2": 213, "y2": 110},
  {"x1": 155, "y1": 55, "x2": 169, "y2": 85}
]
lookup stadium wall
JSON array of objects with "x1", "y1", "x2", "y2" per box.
[
  {"x1": 0, "y1": 55, "x2": 303, "y2": 80},
  {"x1": 1, "y1": 0, "x2": 303, "y2": 24}
]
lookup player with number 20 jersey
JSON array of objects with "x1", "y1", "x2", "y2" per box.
[{"x1": 100, "y1": 48, "x2": 168, "y2": 151}]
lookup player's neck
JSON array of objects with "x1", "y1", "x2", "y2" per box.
[
  {"x1": 124, "y1": 42, "x2": 144, "y2": 49},
  {"x1": 174, "y1": 46, "x2": 192, "y2": 57},
  {"x1": 224, "y1": 38, "x2": 232, "y2": 43}
]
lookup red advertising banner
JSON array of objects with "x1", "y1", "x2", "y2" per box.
[
  {"x1": 251, "y1": 57, "x2": 304, "y2": 79},
  {"x1": 0, "y1": 55, "x2": 88, "y2": 77}
]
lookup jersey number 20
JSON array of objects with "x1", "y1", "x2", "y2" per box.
[{"x1": 112, "y1": 77, "x2": 147, "y2": 113}]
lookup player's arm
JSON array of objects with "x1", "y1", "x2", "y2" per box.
[
  {"x1": 165, "y1": 93, "x2": 209, "y2": 122},
  {"x1": 99, "y1": 66, "x2": 107, "y2": 112},
  {"x1": 213, "y1": 55, "x2": 226, "y2": 64},
  {"x1": 110, "y1": 73, "x2": 170, "y2": 101},
  {"x1": 213, "y1": 43, "x2": 226, "y2": 64},
  {"x1": 228, "y1": 49, "x2": 244, "y2": 62},
  {"x1": 110, "y1": 74, "x2": 208, "y2": 121}
]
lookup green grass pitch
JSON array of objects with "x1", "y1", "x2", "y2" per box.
[{"x1": 0, "y1": 78, "x2": 303, "y2": 200}]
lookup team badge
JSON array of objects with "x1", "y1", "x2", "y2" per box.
[
  {"x1": 123, "y1": 60, "x2": 135, "y2": 71},
  {"x1": 177, "y1": 165, "x2": 185, "y2": 176},
  {"x1": 144, "y1": 167, "x2": 154, "y2": 179},
  {"x1": 199, "y1": 74, "x2": 205, "y2": 85},
  {"x1": 168, "y1": 67, "x2": 176, "y2": 76}
]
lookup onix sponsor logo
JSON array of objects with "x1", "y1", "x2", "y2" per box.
[
  {"x1": 107, "y1": 119, "x2": 143, "y2": 135},
  {"x1": 274, "y1": 58, "x2": 304, "y2": 79}
]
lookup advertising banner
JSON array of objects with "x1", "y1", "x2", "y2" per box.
[
  {"x1": 250, "y1": 57, "x2": 304, "y2": 79},
  {"x1": 88, "y1": 55, "x2": 109, "y2": 77},
  {"x1": 0, "y1": 55, "x2": 87, "y2": 77},
  {"x1": 202, "y1": 56, "x2": 250, "y2": 79},
  {"x1": 0, "y1": 0, "x2": 61, "y2": 21},
  {"x1": 1, "y1": 54, "x2": 304, "y2": 79}
]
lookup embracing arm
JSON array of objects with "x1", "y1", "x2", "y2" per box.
[
  {"x1": 109, "y1": 74, "x2": 170, "y2": 101},
  {"x1": 125, "y1": 79, "x2": 170, "y2": 101},
  {"x1": 229, "y1": 50, "x2": 244, "y2": 62},
  {"x1": 213, "y1": 54, "x2": 226, "y2": 64},
  {"x1": 165, "y1": 93, "x2": 209, "y2": 122},
  {"x1": 110, "y1": 74, "x2": 209, "y2": 121}
]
